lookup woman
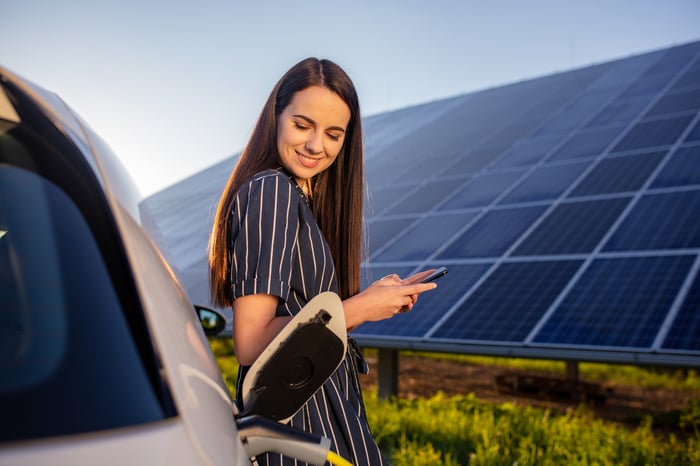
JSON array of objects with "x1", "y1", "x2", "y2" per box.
[{"x1": 209, "y1": 57, "x2": 437, "y2": 465}]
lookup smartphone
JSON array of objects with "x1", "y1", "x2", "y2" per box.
[{"x1": 420, "y1": 266, "x2": 448, "y2": 283}]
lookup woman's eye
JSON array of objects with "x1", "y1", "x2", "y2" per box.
[
  {"x1": 294, "y1": 122, "x2": 309, "y2": 131},
  {"x1": 327, "y1": 133, "x2": 340, "y2": 141}
]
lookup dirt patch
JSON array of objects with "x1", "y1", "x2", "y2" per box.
[{"x1": 359, "y1": 353, "x2": 697, "y2": 432}]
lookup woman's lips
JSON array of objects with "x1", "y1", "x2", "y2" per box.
[{"x1": 297, "y1": 150, "x2": 321, "y2": 168}]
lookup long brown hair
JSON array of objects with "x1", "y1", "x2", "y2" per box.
[{"x1": 208, "y1": 57, "x2": 364, "y2": 306}]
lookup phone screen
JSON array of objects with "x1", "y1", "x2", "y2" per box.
[{"x1": 420, "y1": 267, "x2": 448, "y2": 283}]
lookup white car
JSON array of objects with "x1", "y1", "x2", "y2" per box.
[{"x1": 0, "y1": 66, "x2": 342, "y2": 466}]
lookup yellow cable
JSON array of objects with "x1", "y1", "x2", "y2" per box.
[{"x1": 326, "y1": 450, "x2": 353, "y2": 466}]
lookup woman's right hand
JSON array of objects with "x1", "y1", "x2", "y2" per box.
[{"x1": 342, "y1": 273, "x2": 438, "y2": 329}]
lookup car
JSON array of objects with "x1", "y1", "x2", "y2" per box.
[{"x1": 0, "y1": 66, "x2": 346, "y2": 466}]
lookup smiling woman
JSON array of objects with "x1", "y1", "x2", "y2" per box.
[{"x1": 207, "y1": 57, "x2": 438, "y2": 466}]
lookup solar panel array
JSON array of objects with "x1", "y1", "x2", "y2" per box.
[
  {"x1": 143, "y1": 41, "x2": 700, "y2": 367},
  {"x1": 355, "y1": 41, "x2": 700, "y2": 366}
]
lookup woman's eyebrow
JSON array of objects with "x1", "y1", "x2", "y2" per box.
[{"x1": 293, "y1": 114, "x2": 346, "y2": 133}]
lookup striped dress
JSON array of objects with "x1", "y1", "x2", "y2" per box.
[{"x1": 229, "y1": 169, "x2": 387, "y2": 466}]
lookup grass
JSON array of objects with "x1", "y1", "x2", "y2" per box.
[{"x1": 209, "y1": 339, "x2": 700, "y2": 465}]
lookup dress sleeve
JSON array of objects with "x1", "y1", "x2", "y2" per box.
[{"x1": 229, "y1": 173, "x2": 299, "y2": 301}]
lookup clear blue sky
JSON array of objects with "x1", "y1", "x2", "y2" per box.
[{"x1": 2, "y1": 1, "x2": 699, "y2": 197}]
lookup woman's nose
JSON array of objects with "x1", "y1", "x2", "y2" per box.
[{"x1": 305, "y1": 131, "x2": 323, "y2": 155}]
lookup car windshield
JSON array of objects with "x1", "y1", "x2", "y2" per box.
[{"x1": 0, "y1": 120, "x2": 170, "y2": 443}]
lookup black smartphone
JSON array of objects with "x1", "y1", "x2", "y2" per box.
[{"x1": 420, "y1": 266, "x2": 448, "y2": 283}]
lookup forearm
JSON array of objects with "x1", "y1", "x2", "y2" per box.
[{"x1": 342, "y1": 294, "x2": 370, "y2": 330}]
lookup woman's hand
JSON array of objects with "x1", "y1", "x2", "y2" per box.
[{"x1": 343, "y1": 271, "x2": 438, "y2": 329}]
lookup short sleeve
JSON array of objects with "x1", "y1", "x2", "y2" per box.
[{"x1": 228, "y1": 172, "x2": 299, "y2": 301}]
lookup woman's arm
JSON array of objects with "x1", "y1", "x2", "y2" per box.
[{"x1": 233, "y1": 294, "x2": 292, "y2": 366}]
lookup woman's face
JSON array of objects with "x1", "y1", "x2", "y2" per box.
[{"x1": 277, "y1": 85, "x2": 351, "y2": 185}]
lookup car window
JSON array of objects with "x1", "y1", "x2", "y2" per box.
[{"x1": 0, "y1": 126, "x2": 170, "y2": 443}]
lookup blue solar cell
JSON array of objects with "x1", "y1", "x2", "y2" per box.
[
  {"x1": 431, "y1": 260, "x2": 583, "y2": 341},
  {"x1": 374, "y1": 212, "x2": 477, "y2": 262},
  {"x1": 437, "y1": 206, "x2": 546, "y2": 258},
  {"x1": 387, "y1": 178, "x2": 467, "y2": 215},
  {"x1": 662, "y1": 268, "x2": 700, "y2": 350},
  {"x1": 513, "y1": 198, "x2": 630, "y2": 255},
  {"x1": 355, "y1": 263, "x2": 491, "y2": 338},
  {"x1": 604, "y1": 189, "x2": 700, "y2": 251},
  {"x1": 534, "y1": 256, "x2": 695, "y2": 347},
  {"x1": 570, "y1": 151, "x2": 665, "y2": 196},
  {"x1": 612, "y1": 114, "x2": 694, "y2": 152},
  {"x1": 500, "y1": 161, "x2": 590, "y2": 205},
  {"x1": 490, "y1": 135, "x2": 562, "y2": 169},
  {"x1": 438, "y1": 170, "x2": 525, "y2": 210},
  {"x1": 367, "y1": 217, "x2": 417, "y2": 254},
  {"x1": 644, "y1": 87, "x2": 700, "y2": 118},
  {"x1": 585, "y1": 97, "x2": 650, "y2": 128},
  {"x1": 549, "y1": 125, "x2": 624, "y2": 161},
  {"x1": 650, "y1": 145, "x2": 700, "y2": 188}
]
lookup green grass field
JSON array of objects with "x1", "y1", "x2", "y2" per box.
[{"x1": 209, "y1": 339, "x2": 700, "y2": 465}]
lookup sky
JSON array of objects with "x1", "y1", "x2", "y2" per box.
[{"x1": 2, "y1": 1, "x2": 699, "y2": 198}]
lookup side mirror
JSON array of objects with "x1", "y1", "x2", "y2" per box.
[{"x1": 195, "y1": 305, "x2": 226, "y2": 336}]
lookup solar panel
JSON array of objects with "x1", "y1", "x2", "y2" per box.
[
  {"x1": 533, "y1": 255, "x2": 695, "y2": 348},
  {"x1": 144, "y1": 40, "x2": 700, "y2": 370},
  {"x1": 431, "y1": 260, "x2": 583, "y2": 342}
]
